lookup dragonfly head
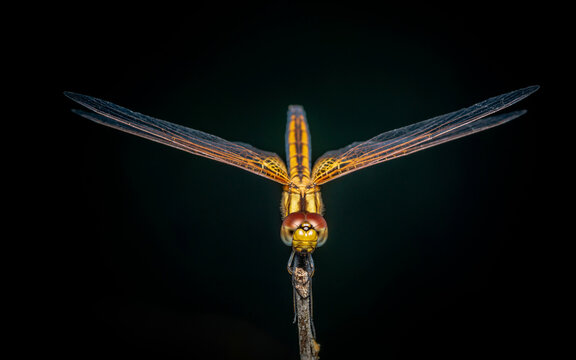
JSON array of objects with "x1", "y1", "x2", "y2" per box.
[{"x1": 281, "y1": 212, "x2": 328, "y2": 254}]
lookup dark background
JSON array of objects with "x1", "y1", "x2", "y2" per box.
[{"x1": 29, "y1": 2, "x2": 563, "y2": 359}]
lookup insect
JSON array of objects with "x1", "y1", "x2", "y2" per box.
[{"x1": 65, "y1": 85, "x2": 538, "y2": 276}]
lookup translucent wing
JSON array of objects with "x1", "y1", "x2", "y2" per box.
[
  {"x1": 312, "y1": 86, "x2": 539, "y2": 185},
  {"x1": 65, "y1": 92, "x2": 290, "y2": 184}
]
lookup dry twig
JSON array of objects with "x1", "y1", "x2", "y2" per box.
[{"x1": 292, "y1": 256, "x2": 320, "y2": 360}]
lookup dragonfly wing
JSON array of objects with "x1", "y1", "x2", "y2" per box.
[
  {"x1": 312, "y1": 85, "x2": 538, "y2": 185},
  {"x1": 66, "y1": 92, "x2": 290, "y2": 184}
]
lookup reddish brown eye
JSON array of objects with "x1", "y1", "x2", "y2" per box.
[
  {"x1": 282, "y1": 212, "x2": 306, "y2": 229},
  {"x1": 305, "y1": 213, "x2": 328, "y2": 247},
  {"x1": 281, "y1": 212, "x2": 306, "y2": 246},
  {"x1": 305, "y1": 213, "x2": 327, "y2": 230}
]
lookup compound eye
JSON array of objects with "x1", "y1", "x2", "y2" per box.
[
  {"x1": 305, "y1": 213, "x2": 327, "y2": 230},
  {"x1": 306, "y1": 213, "x2": 328, "y2": 247},
  {"x1": 282, "y1": 212, "x2": 306, "y2": 229},
  {"x1": 316, "y1": 227, "x2": 328, "y2": 247},
  {"x1": 280, "y1": 212, "x2": 306, "y2": 246},
  {"x1": 280, "y1": 227, "x2": 294, "y2": 246}
]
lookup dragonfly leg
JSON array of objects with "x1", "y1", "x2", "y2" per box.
[
  {"x1": 288, "y1": 250, "x2": 315, "y2": 278},
  {"x1": 287, "y1": 250, "x2": 296, "y2": 275},
  {"x1": 292, "y1": 290, "x2": 297, "y2": 324},
  {"x1": 307, "y1": 253, "x2": 315, "y2": 277}
]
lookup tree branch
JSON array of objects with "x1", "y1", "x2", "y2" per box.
[{"x1": 292, "y1": 259, "x2": 320, "y2": 360}]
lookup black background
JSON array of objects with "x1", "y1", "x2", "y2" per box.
[{"x1": 25, "y1": 2, "x2": 564, "y2": 359}]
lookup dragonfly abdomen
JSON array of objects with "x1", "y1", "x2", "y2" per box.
[{"x1": 286, "y1": 105, "x2": 312, "y2": 182}]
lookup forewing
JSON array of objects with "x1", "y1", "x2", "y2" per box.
[
  {"x1": 312, "y1": 86, "x2": 538, "y2": 185},
  {"x1": 65, "y1": 92, "x2": 290, "y2": 184}
]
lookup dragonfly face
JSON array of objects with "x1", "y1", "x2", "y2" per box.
[
  {"x1": 65, "y1": 86, "x2": 538, "y2": 264},
  {"x1": 281, "y1": 212, "x2": 328, "y2": 253}
]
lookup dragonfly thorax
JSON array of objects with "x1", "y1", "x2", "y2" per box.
[
  {"x1": 281, "y1": 183, "x2": 324, "y2": 217},
  {"x1": 281, "y1": 212, "x2": 328, "y2": 253}
]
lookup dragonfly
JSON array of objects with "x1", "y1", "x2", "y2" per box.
[{"x1": 65, "y1": 85, "x2": 538, "y2": 276}]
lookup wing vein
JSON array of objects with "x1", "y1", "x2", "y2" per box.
[
  {"x1": 66, "y1": 92, "x2": 290, "y2": 184},
  {"x1": 312, "y1": 86, "x2": 538, "y2": 184}
]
